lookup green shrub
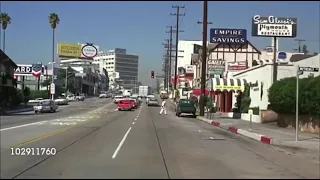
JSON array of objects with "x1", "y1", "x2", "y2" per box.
[
  {"x1": 250, "y1": 107, "x2": 260, "y2": 115},
  {"x1": 268, "y1": 76, "x2": 320, "y2": 116}
]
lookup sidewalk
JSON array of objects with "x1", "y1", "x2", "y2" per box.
[
  {"x1": 1, "y1": 105, "x2": 33, "y2": 115},
  {"x1": 196, "y1": 115, "x2": 320, "y2": 151}
]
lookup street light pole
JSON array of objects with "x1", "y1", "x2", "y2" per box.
[
  {"x1": 50, "y1": 62, "x2": 55, "y2": 100},
  {"x1": 65, "y1": 63, "x2": 68, "y2": 97}
]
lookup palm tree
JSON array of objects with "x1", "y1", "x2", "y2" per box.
[
  {"x1": 48, "y1": 13, "x2": 59, "y2": 62},
  {"x1": 0, "y1": 13, "x2": 11, "y2": 52},
  {"x1": 48, "y1": 13, "x2": 59, "y2": 99}
]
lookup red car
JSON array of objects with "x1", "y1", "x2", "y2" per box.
[
  {"x1": 129, "y1": 99, "x2": 136, "y2": 109},
  {"x1": 117, "y1": 100, "x2": 132, "y2": 111}
]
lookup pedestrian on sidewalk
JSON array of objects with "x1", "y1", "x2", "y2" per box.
[{"x1": 159, "y1": 99, "x2": 167, "y2": 115}]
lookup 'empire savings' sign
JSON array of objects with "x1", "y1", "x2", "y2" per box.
[{"x1": 210, "y1": 28, "x2": 247, "y2": 44}]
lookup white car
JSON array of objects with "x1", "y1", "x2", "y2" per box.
[
  {"x1": 54, "y1": 97, "x2": 69, "y2": 105},
  {"x1": 113, "y1": 96, "x2": 124, "y2": 103},
  {"x1": 146, "y1": 95, "x2": 155, "y2": 104},
  {"x1": 28, "y1": 98, "x2": 44, "y2": 104},
  {"x1": 34, "y1": 99, "x2": 58, "y2": 113},
  {"x1": 99, "y1": 93, "x2": 107, "y2": 98}
]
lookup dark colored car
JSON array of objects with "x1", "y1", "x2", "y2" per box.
[{"x1": 175, "y1": 99, "x2": 196, "y2": 117}]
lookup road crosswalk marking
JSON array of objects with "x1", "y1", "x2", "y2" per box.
[{"x1": 37, "y1": 108, "x2": 118, "y2": 126}]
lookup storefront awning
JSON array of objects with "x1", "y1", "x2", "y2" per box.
[{"x1": 207, "y1": 78, "x2": 247, "y2": 92}]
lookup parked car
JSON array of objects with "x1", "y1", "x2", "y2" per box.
[
  {"x1": 175, "y1": 99, "x2": 196, "y2": 117},
  {"x1": 117, "y1": 100, "x2": 132, "y2": 111},
  {"x1": 54, "y1": 96, "x2": 69, "y2": 105},
  {"x1": 147, "y1": 98, "x2": 159, "y2": 106},
  {"x1": 34, "y1": 99, "x2": 58, "y2": 113},
  {"x1": 28, "y1": 98, "x2": 44, "y2": 104}
]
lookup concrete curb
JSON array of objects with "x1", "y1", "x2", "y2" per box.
[
  {"x1": 196, "y1": 116, "x2": 272, "y2": 145},
  {"x1": 196, "y1": 116, "x2": 320, "y2": 150},
  {"x1": 5, "y1": 108, "x2": 34, "y2": 114}
]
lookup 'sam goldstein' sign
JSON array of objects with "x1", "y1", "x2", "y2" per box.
[{"x1": 251, "y1": 15, "x2": 297, "y2": 37}]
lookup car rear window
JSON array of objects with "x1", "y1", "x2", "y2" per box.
[
  {"x1": 120, "y1": 100, "x2": 130, "y2": 104},
  {"x1": 180, "y1": 100, "x2": 192, "y2": 104}
]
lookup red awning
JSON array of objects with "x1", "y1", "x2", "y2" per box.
[{"x1": 192, "y1": 88, "x2": 216, "y2": 96}]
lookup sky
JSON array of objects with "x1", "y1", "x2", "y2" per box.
[{"x1": 1, "y1": 1, "x2": 319, "y2": 86}]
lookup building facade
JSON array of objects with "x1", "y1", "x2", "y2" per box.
[
  {"x1": 14, "y1": 64, "x2": 49, "y2": 91},
  {"x1": 0, "y1": 50, "x2": 18, "y2": 108},
  {"x1": 94, "y1": 48, "x2": 139, "y2": 89}
]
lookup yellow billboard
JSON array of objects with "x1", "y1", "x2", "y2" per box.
[{"x1": 57, "y1": 43, "x2": 82, "y2": 58}]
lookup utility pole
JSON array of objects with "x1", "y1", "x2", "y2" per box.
[
  {"x1": 162, "y1": 39, "x2": 170, "y2": 92},
  {"x1": 294, "y1": 39, "x2": 306, "y2": 53},
  {"x1": 171, "y1": 5, "x2": 185, "y2": 101},
  {"x1": 0, "y1": 1, "x2": 2, "y2": 50},
  {"x1": 166, "y1": 26, "x2": 173, "y2": 92},
  {"x1": 199, "y1": 1, "x2": 208, "y2": 116}
]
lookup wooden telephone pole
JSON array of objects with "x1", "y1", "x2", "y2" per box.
[
  {"x1": 199, "y1": 1, "x2": 208, "y2": 116},
  {"x1": 171, "y1": 5, "x2": 185, "y2": 99}
]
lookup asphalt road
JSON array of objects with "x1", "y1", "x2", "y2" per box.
[{"x1": 0, "y1": 99, "x2": 319, "y2": 179}]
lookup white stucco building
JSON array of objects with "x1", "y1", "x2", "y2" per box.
[{"x1": 231, "y1": 54, "x2": 319, "y2": 111}]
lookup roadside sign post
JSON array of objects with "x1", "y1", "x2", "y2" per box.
[
  {"x1": 296, "y1": 66, "x2": 301, "y2": 141},
  {"x1": 50, "y1": 83, "x2": 55, "y2": 97},
  {"x1": 248, "y1": 109, "x2": 253, "y2": 131},
  {"x1": 296, "y1": 66, "x2": 319, "y2": 141}
]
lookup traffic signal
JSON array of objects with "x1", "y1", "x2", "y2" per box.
[{"x1": 151, "y1": 71, "x2": 154, "y2": 78}]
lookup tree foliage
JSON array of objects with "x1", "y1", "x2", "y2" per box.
[
  {"x1": 268, "y1": 76, "x2": 320, "y2": 116},
  {"x1": 302, "y1": 44, "x2": 309, "y2": 55}
]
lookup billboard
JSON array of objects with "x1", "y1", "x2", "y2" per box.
[
  {"x1": 210, "y1": 28, "x2": 247, "y2": 44},
  {"x1": 57, "y1": 43, "x2": 99, "y2": 59},
  {"x1": 14, "y1": 64, "x2": 47, "y2": 76},
  {"x1": 251, "y1": 15, "x2": 297, "y2": 37}
]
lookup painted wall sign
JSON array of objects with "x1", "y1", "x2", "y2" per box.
[
  {"x1": 251, "y1": 15, "x2": 297, "y2": 37},
  {"x1": 210, "y1": 28, "x2": 247, "y2": 44},
  {"x1": 228, "y1": 61, "x2": 247, "y2": 71}
]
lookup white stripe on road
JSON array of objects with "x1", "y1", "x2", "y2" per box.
[
  {"x1": 0, "y1": 121, "x2": 48, "y2": 132},
  {"x1": 112, "y1": 127, "x2": 132, "y2": 159}
]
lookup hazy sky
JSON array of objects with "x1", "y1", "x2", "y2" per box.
[{"x1": 2, "y1": 1, "x2": 319, "y2": 86}]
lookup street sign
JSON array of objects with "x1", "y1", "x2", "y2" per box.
[
  {"x1": 156, "y1": 75, "x2": 165, "y2": 79},
  {"x1": 50, "y1": 83, "x2": 55, "y2": 94},
  {"x1": 297, "y1": 70, "x2": 303, "y2": 76},
  {"x1": 299, "y1": 67, "x2": 319, "y2": 72}
]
